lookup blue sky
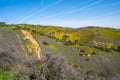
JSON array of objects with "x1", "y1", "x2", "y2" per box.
[{"x1": 0, "y1": 0, "x2": 120, "y2": 28}]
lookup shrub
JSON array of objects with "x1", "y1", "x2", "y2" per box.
[
  {"x1": 80, "y1": 49, "x2": 85, "y2": 52},
  {"x1": 91, "y1": 52, "x2": 97, "y2": 55},
  {"x1": 74, "y1": 40, "x2": 79, "y2": 44},
  {"x1": 43, "y1": 41, "x2": 49, "y2": 45},
  {"x1": 20, "y1": 53, "x2": 81, "y2": 80},
  {"x1": 85, "y1": 58, "x2": 91, "y2": 62},
  {"x1": 79, "y1": 53, "x2": 84, "y2": 56},
  {"x1": 0, "y1": 70, "x2": 14, "y2": 80},
  {"x1": 64, "y1": 41, "x2": 73, "y2": 46},
  {"x1": 0, "y1": 52, "x2": 16, "y2": 70},
  {"x1": 117, "y1": 46, "x2": 120, "y2": 52},
  {"x1": 62, "y1": 35, "x2": 69, "y2": 41},
  {"x1": 98, "y1": 67, "x2": 115, "y2": 80}
]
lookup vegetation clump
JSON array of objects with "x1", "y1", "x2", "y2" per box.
[
  {"x1": 85, "y1": 58, "x2": 91, "y2": 62},
  {"x1": 43, "y1": 41, "x2": 49, "y2": 45},
  {"x1": 17, "y1": 53, "x2": 81, "y2": 80},
  {"x1": 0, "y1": 70, "x2": 14, "y2": 80},
  {"x1": 91, "y1": 52, "x2": 97, "y2": 55},
  {"x1": 117, "y1": 45, "x2": 120, "y2": 52}
]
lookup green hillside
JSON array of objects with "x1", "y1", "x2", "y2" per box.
[{"x1": 0, "y1": 23, "x2": 120, "y2": 80}]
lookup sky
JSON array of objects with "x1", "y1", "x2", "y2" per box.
[{"x1": 0, "y1": 0, "x2": 120, "y2": 28}]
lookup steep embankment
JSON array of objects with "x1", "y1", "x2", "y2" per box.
[{"x1": 20, "y1": 30, "x2": 42, "y2": 59}]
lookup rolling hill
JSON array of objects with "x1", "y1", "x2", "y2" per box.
[{"x1": 0, "y1": 23, "x2": 120, "y2": 80}]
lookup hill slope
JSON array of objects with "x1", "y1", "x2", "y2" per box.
[{"x1": 0, "y1": 24, "x2": 120, "y2": 80}]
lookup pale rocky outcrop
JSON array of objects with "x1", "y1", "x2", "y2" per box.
[{"x1": 21, "y1": 30, "x2": 42, "y2": 59}]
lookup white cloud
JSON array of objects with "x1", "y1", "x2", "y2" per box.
[
  {"x1": 65, "y1": 0, "x2": 104, "y2": 15},
  {"x1": 17, "y1": 0, "x2": 64, "y2": 23}
]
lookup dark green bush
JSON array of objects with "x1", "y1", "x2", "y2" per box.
[
  {"x1": 64, "y1": 41, "x2": 73, "y2": 46},
  {"x1": 43, "y1": 41, "x2": 49, "y2": 45},
  {"x1": 80, "y1": 49, "x2": 85, "y2": 52},
  {"x1": 85, "y1": 58, "x2": 91, "y2": 62},
  {"x1": 91, "y1": 52, "x2": 97, "y2": 55},
  {"x1": 117, "y1": 46, "x2": 120, "y2": 52},
  {"x1": 79, "y1": 53, "x2": 84, "y2": 56}
]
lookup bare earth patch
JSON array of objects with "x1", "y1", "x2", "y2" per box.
[{"x1": 21, "y1": 30, "x2": 42, "y2": 59}]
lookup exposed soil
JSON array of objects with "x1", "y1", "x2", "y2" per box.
[{"x1": 21, "y1": 30, "x2": 42, "y2": 59}]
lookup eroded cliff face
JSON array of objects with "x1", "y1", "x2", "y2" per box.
[{"x1": 21, "y1": 30, "x2": 42, "y2": 59}]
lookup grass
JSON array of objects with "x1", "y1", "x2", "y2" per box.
[
  {"x1": 15, "y1": 30, "x2": 30, "y2": 55},
  {"x1": 0, "y1": 70, "x2": 14, "y2": 80},
  {"x1": 98, "y1": 28, "x2": 120, "y2": 41},
  {"x1": 116, "y1": 68, "x2": 120, "y2": 73},
  {"x1": 47, "y1": 45, "x2": 58, "y2": 51},
  {"x1": 39, "y1": 35, "x2": 81, "y2": 66}
]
